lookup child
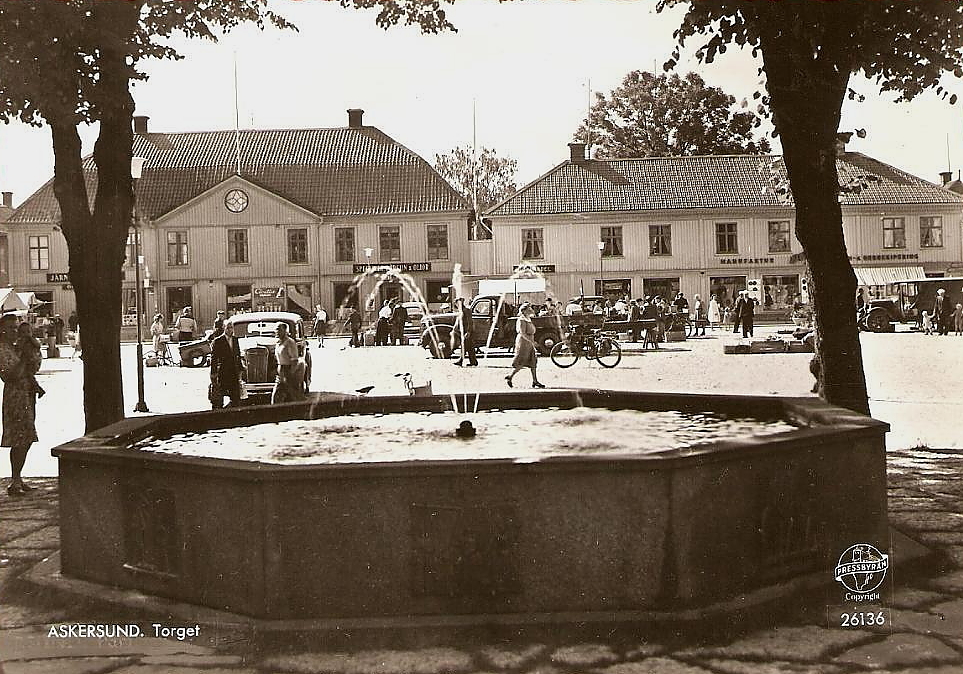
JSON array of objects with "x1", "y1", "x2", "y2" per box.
[
  {"x1": 955, "y1": 303, "x2": 963, "y2": 337},
  {"x1": 921, "y1": 310, "x2": 933, "y2": 335},
  {"x1": 16, "y1": 322, "x2": 45, "y2": 398}
]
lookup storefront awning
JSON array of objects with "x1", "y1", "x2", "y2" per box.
[{"x1": 854, "y1": 266, "x2": 925, "y2": 287}]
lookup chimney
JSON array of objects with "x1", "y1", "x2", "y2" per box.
[
  {"x1": 347, "y1": 109, "x2": 364, "y2": 128},
  {"x1": 569, "y1": 142, "x2": 586, "y2": 163},
  {"x1": 940, "y1": 171, "x2": 953, "y2": 186},
  {"x1": 834, "y1": 131, "x2": 853, "y2": 155},
  {"x1": 133, "y1": 115, "x2": 149, "y2": 135},
  {"x1": 1, "y1": 192, "x2": 11, "y2": 209}
]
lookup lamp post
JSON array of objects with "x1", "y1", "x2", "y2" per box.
[
  {"x1": 363, "y1": 247, "x2": 373, "y2": 323},
  {"x1": 131, "y1": 157, "x2": 149, "y2": 413},
  {"x1": 597, "y1": 240, "x2": 605, "y2": 297}
]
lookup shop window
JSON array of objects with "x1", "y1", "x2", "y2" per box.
[
  {"x1": 715, "y1": 223, "x2": 738, "y2": 255},
  {"x1": 761, "y1": 275, "x2": 799, "y2": 310},
  {"x1": 287, "y1": 228, "x2": 308, "y2": 264},
  {"x1": 379, "y1": 226, "x2": 401, "y2": 262},
  {"x1": 426, "y1": 280, "x2": 450, "y2": 304},
  {"x1": 226, "y1": 284, "x2": 252, "y2": 313},
  {"x1": 882, "y1": 217, "x2": 905, "y2": 249},
  {"x1": 427, "y1": 224, "x2": 449, "y2": 261},
  {"x1": 335, "y1": 228, "x2": 355, "y2": 263},
  {"x1": 920, "y1": 216, "x2": 943, "y2": 248},
  {"x1": 709, "y1": 276, "x2": 747, "y2": 308},
  {"x1": 642, "y1": 278, "x2": 679, "y2": 301},
  {"x1": 33, "y1": 290, "x2": 54, "y2": 318},
  {"x1": 601, "y1": 226, "x2": 623, "y2": 257},
  {"x1": 595, "y1": 278, "x2": 631, "y2": 300},
  {"x1": 522, "y1": 229, "x2": 543, "y2": 260},
  {"x1": 228, "y1": 229, "x2": 249, "y2": 264},
  {"x1": 166, "y1": 230, "x2": 189, "y2": 266},
  {"x1": 29, "y1": 235, "x2": 49, "y2": 271},
  {"x1": 649, "y1": 224, "x2": 671, "y2": 256},
  {"x1": 333, "y1": 281, "x2": 359, "y2": 311},
  {"x1": 768, "y1": 221, "x2": 791, "y2": 253}
]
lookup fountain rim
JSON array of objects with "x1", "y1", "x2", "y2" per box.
[{"x1": 52, "y1": 389, "x2": 888, "y2": 478}]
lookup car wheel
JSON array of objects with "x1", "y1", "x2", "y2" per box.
[
  {"x1": 428, "y1": 331, "x2": 452, "y2": 359},
  {"x1": 534, "y1": 330, "x2": 558, "y2": 356},
  {"x1": 865, "y1": 308, "x2": 891, "y2": 333}
]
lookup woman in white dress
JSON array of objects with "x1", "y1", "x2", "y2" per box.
[{"x1": 708, "y1": 294, "x2": 722, "y2": 331}]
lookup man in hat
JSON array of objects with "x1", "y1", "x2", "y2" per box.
[{"x1": 933, "y1": 288, "x2": 951, "y2": 335}]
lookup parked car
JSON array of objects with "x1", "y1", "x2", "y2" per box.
[
  {"x1": 227, "y1": 311, "x2": 312, "y2": 400},
  {"x1": 401, "y1": 301, "x2": 425, "y2": 341},
  {"x1": 860, "y1": 277, "x2": 963, "y2": 332},
  {"x1": 420, "y1": 295, "x2": 565, "y2": 358}
]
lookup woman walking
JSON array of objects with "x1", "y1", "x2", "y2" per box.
[
  {"x1": 506, "y1": 303, "x2": 545, "y2": 389},
  {"x1": 0, "y1": 315, "x2": 41, "y2": 495},
  {"x1": 708, "y1": 294, "x2": 721, "y2": 331}
]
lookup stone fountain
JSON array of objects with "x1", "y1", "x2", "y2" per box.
[{"x1": 53, "y1": 389, "x2": 888, "y2": 623}]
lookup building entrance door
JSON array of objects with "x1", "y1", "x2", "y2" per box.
[{"x1": 166, "y1": 286, "x2": 193, "y2": 324}]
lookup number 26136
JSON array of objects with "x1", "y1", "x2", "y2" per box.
[{"x1": 840, "y1": 611, "x2": 885, "y2": 627}]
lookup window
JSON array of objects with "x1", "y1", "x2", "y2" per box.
[
  {"x1": 333, "y1": 281, "x2": 359, "y2": 310},
  {"x1": 715, "y1": 222, "x2": 738, "y2": 254},
  {"x1": 522, "y1": 228, "x2": 544, "y2": 259},
  {"x1": 226, "y1": 284, "x2": 252, "y2": 313},
  {"x1": 287, "y1": 228, "x2": 308, "y2": 264},
  {"x1": 228, "y1": 229, "x2": 248, "y2": 264},
  {"x1": 166, "y1": 230, "x2": 188, "y2": 266},
  {"x1": 601, "y1": 226, "x2": 623, "y2": 257},
  {"x1": 125, "y1": 231, "x2": 138, "y2": 268},
  {"x1": 768, "y1": 220, "x2": 791, "y2": 253},
  {"x1": 379, "y1": 226, "x2": 400, "y2": 262},
  {"x1": 28, "y1": 235, "x2": 49, "y2": 271},
  {"x1": 649, "y1": 224, "x2": 671, "y2": 256},
  {"x1": 426, "y1": 224, "x2": 449, "y2": 260},
  {"x1": 426, "y1": 280, "x2": 450, "y2": 304},
  {"x1": 920, "y1": 216, "x2": 943, "y2": 248},
  {"x1": 335, "y1": 228, "x2": 355, "y2": 263},
  {"x1": 882, "y1": 217, "x2": 905, "y2": 249}
]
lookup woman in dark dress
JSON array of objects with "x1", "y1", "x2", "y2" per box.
[
  {"x1": 0, "y1": 315, "x2": 40, "y2": 495},
  {"x1": 505, "y1": 303, "x2": 545, "y2": 388}
]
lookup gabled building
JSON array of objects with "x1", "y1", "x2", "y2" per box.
[
  {"x1": 5, "y1": 109, "x2": 471, "y2": 330},
  {"x1": 484, "y1": 141, "x2": 963, "y2": 311}
]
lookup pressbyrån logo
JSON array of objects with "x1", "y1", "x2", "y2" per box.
[{"x1": 834, "y1": 544, "x2": 889, "y2": 594}]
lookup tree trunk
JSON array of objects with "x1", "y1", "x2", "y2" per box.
[
  {"x1": 50, "y1": 2, "x2": 139, "y2": 432},
  {"x1": 758, "y1": 21, "x2": 871, "y2": 415}
]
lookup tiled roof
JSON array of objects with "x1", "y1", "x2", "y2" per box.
[
  {"x1": 487, "y1": 152, "x2": 963, "y2": 217},
  {"x1": 8, "y1": 127, "x2": 469, "y2": 224}
]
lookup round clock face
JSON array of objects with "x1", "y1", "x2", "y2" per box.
[{"x1": 224, "y1": 189, "x2": 249, "y2": 213}]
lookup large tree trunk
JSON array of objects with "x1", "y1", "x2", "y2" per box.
[
  {"x1": 758, "y1": 17, "x2": 871, "y2": 415},
  {"x1": 52, "y1": 1, "x2": 139, "y2": 432}
]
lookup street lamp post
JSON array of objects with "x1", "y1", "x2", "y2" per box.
[
  {"x1": 363, "y1": 247, "x2": 373, "y2": 323},
  {"x1": 597, "y1": 240, "x2": 605, "y2": 297},
  {"x1": 131, "y1": 157, "x2": 149, "y2": 413}
]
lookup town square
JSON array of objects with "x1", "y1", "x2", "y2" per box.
[{"x1": 2, "y1": 0, "x2": 963, "y2": 672}]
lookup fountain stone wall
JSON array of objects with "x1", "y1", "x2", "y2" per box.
[{"x1": 53, "y1": 390, "x2": 888, "y2": 621}]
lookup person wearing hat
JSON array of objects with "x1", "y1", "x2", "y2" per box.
[
  {"x1": 506, "y1": 303, "x2": 545, "y2": 388},
  {"x1": 453, "y1": 297, "x2": 478, "y2": 366},
  {"x1": 933, "y1": 288, "x2": 951, "y2": 335}
]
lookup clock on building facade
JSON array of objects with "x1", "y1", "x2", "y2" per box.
[{"x1": 224, "y1": 189, "x2": 249, "y2": 213}]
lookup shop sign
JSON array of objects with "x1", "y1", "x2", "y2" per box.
[
  {"x1": 254, "y1": 286, "x2": 283, "y2": 298},
  {"x1": 849, "y1": 253, "x2": 919, "y2": 262},
  {"x1": 720, "y1": 257, "x2": 776, "y2": 265},
  {"x1": 46, "y1": 273, "x2": 70, "y2": 283},
  {"x1": 353, "y1": 262, "x2": 431, "y2": 273},
  {"x1": 513, "y1": 264, "x2": 556, "y2": 273}
]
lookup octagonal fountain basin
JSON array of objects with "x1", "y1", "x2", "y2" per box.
[{"x1": 53, "y1": 390, "x2": 888, "y2": 622}]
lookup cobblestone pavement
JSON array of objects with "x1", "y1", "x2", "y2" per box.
[{"x1": 1, "y1": 447, "x2": 962, "y2": 673}]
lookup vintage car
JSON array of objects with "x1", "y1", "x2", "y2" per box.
[
  {"x1": 227, "y1": 311, "x2": 312, "y2": 400},
  {"x1": 860, "y1": 277, "x2": 963, "y2": 332}
]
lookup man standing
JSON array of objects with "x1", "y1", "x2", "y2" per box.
[
  {"x1": 208, "y1": 310, "x2": 227, "y2": 341},
  {"x1": 174, "y1": 307, "x2": 196, "y2": 343},
  {"x1": 454, "y1": 297, "x2": 478, "y2": 366},
  {"x1": 346, "y1": 307, "x2": 363, "y2": 347},
  {"x1": 732, "y1": 291, "x2": 746, "y2": 335},
  {"x1": 390, "y1": 299, "x2": 409, "y2": 345},
  {"x1": 933, "y1": 288, "x2": 951, "y2": 335},
  {"x1": 209, "y1": 321, "x2": 243, "y2": 409},
  {"x1": 272, "y1": 322, "x2": 301, "y2": 403},
  {"x1": 740, "y1": 291, "x2": 757, "y2": 338}
]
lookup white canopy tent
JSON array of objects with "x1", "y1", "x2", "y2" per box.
[{"x1": 0, "y1": 288, "x2": 29, "y2": 314}]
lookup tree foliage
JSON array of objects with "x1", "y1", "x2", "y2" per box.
[
  {"x1": 0, "y1": 0, "x2": 455, "y2": 431},
  {"x1": 657, "y1": 0, "x2": 963, "y2": 414},
  {"x1": 434, "y1": 146, "x2": 518, "y2": 213},
  {"x1": 574, "y1": 70, "x2": 770, "y2": 159}
]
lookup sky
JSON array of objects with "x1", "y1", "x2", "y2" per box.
[{"x1": 0, "y1": 0, "x2": 961, "y2": 206}]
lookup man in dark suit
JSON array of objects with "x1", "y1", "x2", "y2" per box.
[
  {"x1": 454, "y1": 297, "x2": 478, "y2": 366},
  {"x1": 732, "y1": 291, "x2": 746, "y2": 334},
  {"x1": 933, "y1": 288, "x2": 951, "y2": 336},
  {"x1": 740, "y1": 292, "x2": 757, "y2": 338},
  {"x1": 209, "y1": 321, "x2": 243, "y2": 409}
]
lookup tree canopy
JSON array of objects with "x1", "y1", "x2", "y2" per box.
[
  {"x1": 434, "y1": 146, "x2": 518, "y2": 213},
  {"x1": 574, "y1": 70, "x2": 770, "y2": 159},
  {"x1": 657, "y1": 0, "x2": 963, "y2": 414}
]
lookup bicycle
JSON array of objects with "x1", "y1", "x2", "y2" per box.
[{"x1": 550, "y1": 326, "x2": 622, "y2": 368}]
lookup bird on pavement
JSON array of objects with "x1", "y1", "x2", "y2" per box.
[{"x1": 355, "y1": 385, "x2": 375, "y2": 395}]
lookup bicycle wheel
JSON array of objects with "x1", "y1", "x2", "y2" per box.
[
  {"x1": 595, "y1": 337, "x2": 622, "y2": 368},
  {"x1": 550, "y1": 341, "x2": 579, "y2": 368}
]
